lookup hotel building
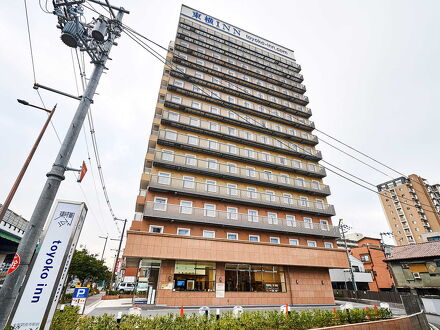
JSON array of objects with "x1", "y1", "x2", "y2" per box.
[
  {"x1": 378, "y1": 174, "x2": 440, "y2": 246},
  {"x1": 124, "y1": 5, "x2": 347, "y2": 306}
]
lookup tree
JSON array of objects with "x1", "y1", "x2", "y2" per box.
[{"x1": 68, "y1": 249, "x2": 111, "y2": 285}]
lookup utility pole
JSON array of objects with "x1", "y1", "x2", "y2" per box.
[
  {"x1": 110, "y1": 218, "x2": 127, "y2": 290},
  {"x1": 0, "y1": 100, "x2": 56, "y2": 223},
  {"x1": 98, "y1": 235, "x2": 109, "y2": 261},
  {"x1": 339, "y1": 219, "x2": 357, "y2": 291},
  {"x1": 0, "y1": 3, "x2": 127, "y2": 327}
]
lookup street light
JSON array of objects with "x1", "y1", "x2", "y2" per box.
[{"x1": 0, "y1": 100, "x2": 56, "y2": 224}]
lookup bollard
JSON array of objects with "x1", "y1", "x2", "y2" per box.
[
  {"x1": 198, "y1": 306, "x2": 210, "y2": 317},
  {"x1": 117, "y1": 311, "x2": 122, "y2": 324},
  {"x1": 60, "y1": 304, "x2": 65, "y2": 312},
  {"x1": 216, "y1": 308, "x2": 220, "y2": 320},
  {"x1": 180, "y1": 306, "x2": 184, "y2": 317}
]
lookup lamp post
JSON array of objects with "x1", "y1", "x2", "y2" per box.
[{"x1": 0, "y1": 100, "x2": 56, "y2": 223}]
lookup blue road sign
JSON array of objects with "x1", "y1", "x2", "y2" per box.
[{"x1": 73, "y1": 287, "x2": 89, "y2": 299}]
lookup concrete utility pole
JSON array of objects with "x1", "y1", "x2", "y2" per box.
[
  {"x1": 99, "y1": 235, "x2": 109, "y2": 261},
  {"x1": 339, "y1": 219, "x2": 358, "y2": 291},
  {"x1": 110, "y1": 218, "x2": 127, "y2": 289},
  {"x1": 0, "y1": 101, "x2": 56, "y2": 223},
  {"x1": 0, "y1": 7, "x2": 125, "y2": 328}
]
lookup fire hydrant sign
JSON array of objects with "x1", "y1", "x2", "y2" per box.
[
  {"x1": 11, "y1": 201, "x2": 87, "y2": 330},
  {"x1": 7, "y1": 253, "x2": 20, "y2": 274}
]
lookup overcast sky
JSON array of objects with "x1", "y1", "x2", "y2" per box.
[{"x1": 1, "y1": 0, "x2": 439, "y2": 266}]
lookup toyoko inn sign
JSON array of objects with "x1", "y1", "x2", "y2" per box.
[
  {"x1": 11, "y1": 201, "x2": 87, "y2": 330},
  {"x1": 180, "y1": 5, "x2": 296, "y2": 60}
]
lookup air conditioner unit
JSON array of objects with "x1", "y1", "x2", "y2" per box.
[{"x1": 413, "y1": 272, "x2": 421, "y2": 279}]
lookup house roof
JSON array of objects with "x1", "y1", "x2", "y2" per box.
[{"x1": 386, "y1": 241, "x2": 440, "y2": 261}]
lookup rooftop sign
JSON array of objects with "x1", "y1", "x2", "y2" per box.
[{"x1": 180, "y1": 5, "x2": 295, "y2": 61}]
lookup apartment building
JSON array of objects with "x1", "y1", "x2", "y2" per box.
[
  {"x1": 123, "y1": 5, "x2": 347, "y2": 306},
  {"x1": 378, "y1": 174, "x2": 440, "y2": 245}
]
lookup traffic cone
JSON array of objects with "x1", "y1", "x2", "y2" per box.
[{"x1": 180, "y1": 306, "x2": 184, "y2": 317}]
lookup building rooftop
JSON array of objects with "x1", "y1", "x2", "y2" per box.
[{"x1": 386, "y1": 241, "x2": 440, "y2": 261}]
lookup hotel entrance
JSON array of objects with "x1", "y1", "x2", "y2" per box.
[{"x1": 136, "y1": 259, "x2": 161, "y2": 304}]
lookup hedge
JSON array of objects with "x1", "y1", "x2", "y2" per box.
[{"x1": 45, "y1": 305, "x2": 392, "y2": 329}]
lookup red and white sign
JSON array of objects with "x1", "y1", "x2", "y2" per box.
[{"x1": 7, "y1": 253, "x2": 20, "y2": 275}]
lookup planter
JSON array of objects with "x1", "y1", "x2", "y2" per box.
[
  {"x1": 102, "y1": 295, "x2": 119, "y2": 300},
  {"x1": 119, "y1": 294, "x2": 135, "y2": 298}
]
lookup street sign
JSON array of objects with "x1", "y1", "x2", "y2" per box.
[
  {"x1": 71, "y1": 287, "x2": 89, "y2": 314},
  {"x1": 7, "y1": 253, "x2": 20, "y2": 275},
  {"x1": 10, "y1": 201, "x2": 87, "y2": 330}
]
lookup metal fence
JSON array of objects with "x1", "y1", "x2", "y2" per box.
[{"x1": 334, "y1": 289, "x2": 409, "y2": 304}]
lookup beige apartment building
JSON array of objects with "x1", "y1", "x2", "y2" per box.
[
  {"x1": 378, "y1": 174, "x2": 440, "y2": 245},
  {"x1": 123, "y1": 5, "x2": 347, "y2": 306}
]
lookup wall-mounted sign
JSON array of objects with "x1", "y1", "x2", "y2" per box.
[
  {"x1": 11, "y1": 200, "x2": 87, "y2": 330},
  {"x1": 181, "y1": 5, "x2": 295, "y2": 60},
  {"x1": 7, "y1": 253, "x2": 20, "y2": 275},
  {"x1": 216, "y1": 283, "x2": 225, "y2": 298}
]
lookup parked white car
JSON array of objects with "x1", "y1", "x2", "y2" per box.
[{"x1": 117, "y1": 282, "x2": 135, "y2": 293}]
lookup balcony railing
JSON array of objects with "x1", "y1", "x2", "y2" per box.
[
  {"x1": 153, "y1": 150, "x2": 330, "y2": 196},
  {"x1": 162, "y1": 108, "x2": 318, "y2": 147},
  {"x1": 157, "y1": 130, "x2": 326, "y2": 177},
  {"x1": 143, "y1": 202, "x2": 340, "y2": 238},
  {"x1": 148, "y1": 175, "x2": 336, "y2": 216},
  {"x1": 163, "y1": 112, "x2": 322, "y2": 161},
  {"x1": 164, "y1": 93, "x2": 314, "y2": 132}
]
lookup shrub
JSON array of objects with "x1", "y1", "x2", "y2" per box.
[
  {"x1": 49, "y1": 307, "x2": 393, "y2": 329},
  {"x1": 105, "y1": 290, "x2": 120, "y2": 296}
]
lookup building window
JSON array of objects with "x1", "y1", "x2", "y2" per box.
[
  {"x1": 227, "y1": 233, "x2": 238, "y2": 240},
  {"x1": 248, "y1": 210, "x2": 259, "y2": 222},
  {"x1": 324, "y1": 242, "x2": 334, "y2": 248},
  {"x1": 307, "y1": 241, "x2": 317, "y2": 247},
  {"x1": 190, "y1": 117, "x2": 201, "y2": 126},
  {"x1": 227, "y1": 144, "x2": 237, "y2": 154},
  {"x1": 161, "y1": 149, "x2": 174, "y2": 161},
  {"x1": 315, "y1": 199, "x2": 324, "y2": 209},
  {"x1": 185, "y1": 154, "x2": 196, "y2": 166},
  {"x1": 175, "y1": 66, "x2": 186, "y2": 73},
  {"x1": 168, "y1": 111, "x2": 180, "y2": 121},
  {"x1": 320, "y1": 220, "x2": 329, "y2": 231},
  {"x1": 206, "y1": 180, "x2": 217, "y2": 193},
  {"x1": 286, "y1": 215, "x2": 296, "y2": 227},
  {"x1": 244, "y1": 148, "x2": 255, "y2": 158},
  {"x1": 204, "y1": 203, "x2": 216, "y2": 217},
  {"x1": 174, "y1": 261, "x2": 216, "y2": 292},
  {"x1": 296, "y1": 177, "x2": 305, "y2": 187},
  {"x1": 360, "y1": 255, "x2": 370, "y2": 262},
  {"x1": 208, "y1": 140, "x2": 219, "y2": 150},
  {"x1": 153, "y1": 197, "x2": 167, "y2": 211},
  {"x1": 263, "y1": 171, "x2": 273, "y2": 181},
  {"x1": 225, "y1": 263, "x2": 286, "y2": 292},
  {"x1": 265, "y1": 190, "x2": 275, "y2": 202},
  {"x1": 227, "y1": 207, "x2": 238, "y2": 220},
  {"x1": 210, "y1": 122, "x2": 220, "y2": 131},
  {"x1": 280, "y1": 174, "x2": 290, "y2": 184},
  {"x1": 300, "y1": 196, "x2": 309, "y2": 207},
  {"x1": 173, "y1": 80, "x2": 184, "y2": 88},
  {"x1": 303, "y1": 217, "x2": 313, "y2": 229},
  {"x1": 227, "y1": 163, "x2": 237, "y2": 174},
  {"x1": 207, "y1": 158, "x2": 218, "y2": 170},
  {"x1": 203, "y1": 230, "x2": 215, "y2": 238},
  {"x1": 289, "y1": 239, "x2": 299, "y2": 246},
  {"x1": 267, "y1": 212, "x2": 278, "y2": 225},
  {"x1": 249, "y1": 235, "x2": 260, "y2": 242},
  {"x1": 210, "y1": 106, "x2": 220, "y2": 114},
  {"x1": 270, "y1": 237, "x2": 280, "y2": 244},
  {"x1": 227, "y1": 183, "x2": 238, "y2": 196},
  {"x1": 246, "y1": 167, "x2": 256, "y2": 177},
  {"x1": 283, "y1": 194, "x2": 293, "y2": 204},
  {"x1": 247, "y1": 187, "x2": 257, "y2": 199},
  {"x1": 228, "y1": 127, "x2": 238, "y2": 136},
  {"x1": 165, "y1": 130, "x2": 177, "y2": 141},
  {"x1": 194, "y1": 71, "x2": 204, "y2": 79},
  {"x1": 171, "y1": 95, "x2": 182, "y2": 104},
  {"x1": 179, "y1": 200, "x2": 193, "y2": 214},
  {"x1": 157, "y1": 172, "x2": 171, "y2": 185},
  {"x1": 187, "y1": 135, "x2": 199, "y2": 145},
  {"x1": 177, "y1": 228, "x2": 190, "y2": 236},
  {"x1": 149, "y1": 225, "x2": 163, "y2": 233}
]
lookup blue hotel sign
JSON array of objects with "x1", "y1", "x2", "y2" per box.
[{"x1": 180, "y1": 5, "x2": 295, "y2": 60}]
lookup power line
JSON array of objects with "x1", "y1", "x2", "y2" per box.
[
  {"x1": 121, "y1": 26, "x2": 440, "y2": 215},
  {"x1": 79, "y1": 3, "x2": 439, "y2": 216}
]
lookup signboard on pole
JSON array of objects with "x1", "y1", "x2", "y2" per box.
[
  {"x1": 71, "y1": 287, "x2": 89, "y2": 314},
  {"x1": 10, "y1": 200, "x2": 87, "y2": 330},
  {"x1": 7, "y1": 253, "x2": 20, "y2": 275}
]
